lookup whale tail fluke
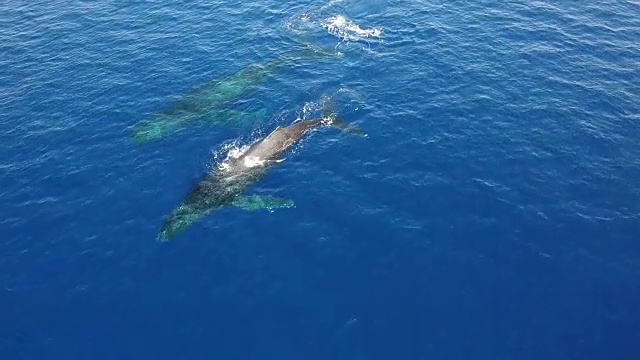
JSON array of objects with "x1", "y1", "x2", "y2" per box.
[
  {"x1": 320, "y1": 95, "x2": 367, "y2": 137},
  {"x1": 328, "y1": 118, "x2": 367, "y2": 137}
]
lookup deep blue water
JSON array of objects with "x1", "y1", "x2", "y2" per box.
[{"x1": 2, "y1": 0, "x2": 640, "y2": 358}]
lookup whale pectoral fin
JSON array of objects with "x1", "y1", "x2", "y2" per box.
[{"x1": 231, "y1": 195, "x2": 295, "y2": 212}]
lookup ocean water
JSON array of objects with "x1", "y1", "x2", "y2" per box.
[{"x1": 1, "y1": 0, "x2": 639, "y2": 358}]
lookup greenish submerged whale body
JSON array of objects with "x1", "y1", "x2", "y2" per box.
[
  {"x1": 130, "y1": 44, "x2": 339, "y2": 144},
  {"x1": 157, "y1": 115, "x2": 364, "y2": 241}
]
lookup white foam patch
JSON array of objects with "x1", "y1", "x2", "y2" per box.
[
  {"x1": 322, "y1": 15, "x2": 382, "y2": 43},
  {"x1": 216, "y1": 143, "x2": 251, "y2": 172},
  {"x1": 243, "y1": 155, "x2": 266, "y2": 168},
  {"x1": 284, "y1": 11, "x2": 382, "y2": 52}
]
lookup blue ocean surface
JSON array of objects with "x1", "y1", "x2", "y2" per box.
[{"x1": 2, "y1": 0, "x2": 639, "y2": 358}]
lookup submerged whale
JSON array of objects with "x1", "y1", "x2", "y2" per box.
[
  {"x1": 129, "y1": 62, "x2": 279, "y2": 144},
  {"x1": 130, "y1": 44, "x2": 338, "y2": 144},
  {"x1": 157, "y1": 114, "x2": 364, "y2": 241}
]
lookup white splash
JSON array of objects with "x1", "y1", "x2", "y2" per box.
[
  {"x1": 322, "y1": 15, "x2": 382, "y2": 43},
  {"x1": 301, "y1": 100, "x2": 323, "y2": 119}
]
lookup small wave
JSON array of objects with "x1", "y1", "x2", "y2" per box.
[
  {"x1": 319, "y1": 0, "x2": 348, "y2": 11},
  {"x1": 283, "y1": 12, "x2": 316, "y2": 35},
  {"x1": 322, "y1": 15, "x2": 382, "y2": 43}
]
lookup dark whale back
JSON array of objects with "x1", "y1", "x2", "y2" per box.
[{"x1": 241, "y1": 119, "x2": 323, "y2": 161}]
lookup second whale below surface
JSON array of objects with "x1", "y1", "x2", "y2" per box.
[{"x1": 130, "y1": 43, "x2": 339, "y2": 144}]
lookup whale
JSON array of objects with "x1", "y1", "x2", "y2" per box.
[
  {"x1": 129, "y1": 62, "x2": 280, "y2": 144},
  {"x1": 129, "y1": 43, "x2": 339, "y2": 144},
  {"x1": 157, "y1": 113, "x2": 364, "y2": 241}
]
